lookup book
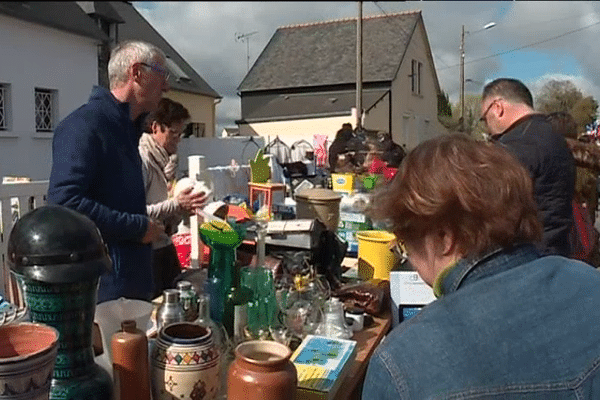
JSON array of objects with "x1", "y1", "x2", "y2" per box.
[{"x1": 291, "y1": 334, "x2": 358, "y2": 400}]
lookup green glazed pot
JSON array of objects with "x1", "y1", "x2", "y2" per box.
[{"x1": 15, "y1": 276, "x2": 113, "y2": 400}]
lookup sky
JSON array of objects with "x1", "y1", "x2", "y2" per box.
[{"x1": 132, "y1": 1, "x2": 600, "y2": 135}]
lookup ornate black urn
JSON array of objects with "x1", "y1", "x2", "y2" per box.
[{"x1": 7, "y1": 204, "x2": 113, "y2": 400}]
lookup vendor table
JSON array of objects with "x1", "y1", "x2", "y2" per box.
[{"x1": 327, "y1": 308, "x2": 391, "y2": 400}]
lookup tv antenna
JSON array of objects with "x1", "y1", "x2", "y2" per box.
[{"x1": 235, "y1": 31, "x2": 258, "y2": 72}]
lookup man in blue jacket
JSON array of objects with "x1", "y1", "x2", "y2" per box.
[
  {"x1": 480, "y1": 78, "x2": 575, "y2": 256},
  {"x1": 48, "y1": 40, "x2": 168, "y2": 302}
]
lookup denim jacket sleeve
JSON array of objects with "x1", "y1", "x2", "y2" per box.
[{"x1": 362, "y1": 348, "x2": 405, "y2": 399}]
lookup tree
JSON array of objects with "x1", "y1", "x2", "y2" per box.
[
  {"x1": 570, "y1": 96, "x2": 598, "y2": 133},
  {"x1": 535, "y1": 79, "x2": 598, "y2": 133},
  {"x1": 439, "y1": 93, "x2": 487, "y2": 139},
  {"x1": 438, "y1": 91, "x2": 452, "y2": 118}
]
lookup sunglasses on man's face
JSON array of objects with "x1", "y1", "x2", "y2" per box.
[{"x1": 139, "y1": 62, "x2": 170, "y2": 81}]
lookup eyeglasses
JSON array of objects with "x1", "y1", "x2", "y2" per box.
[
  {"x1": 138, "y1": 62, "x2": 170, "y2": 81},
  {"x1": 391, "y1": 239, "x2": 409, "y2": 264},
  {"x1": 479, "y1": 99, "x2": 499, "y2": 123}
]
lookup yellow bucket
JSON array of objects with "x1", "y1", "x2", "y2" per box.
[{"x1": 356, "y1": 230, "x2": 398, "y2": 280}]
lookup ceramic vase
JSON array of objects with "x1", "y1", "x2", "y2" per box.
[
  {"x1": 150, "y1": 322, "x2": 221, "y2": 400},
  {"x1": 227, "y1": 340, "x2": 297, "y2": 400},
  {"x1": 0, "y1": 322, "x2": 59, "y2": 400},
  {"x1": 17, "y1": 278, "x2": 114, "y2": 399}
]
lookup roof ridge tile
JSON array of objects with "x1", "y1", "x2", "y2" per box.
[{"x1": 279, "y1": 9, "x2": 420, "y2": 30}]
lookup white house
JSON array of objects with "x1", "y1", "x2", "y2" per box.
[{"x1": 0, "y1": 2, "x2": 106, "y2": 181}]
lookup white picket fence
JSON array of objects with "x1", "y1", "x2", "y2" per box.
[{"x1": 0, "y1": 180, "x2": 48, "y2": 304}]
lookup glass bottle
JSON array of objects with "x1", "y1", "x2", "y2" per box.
[
  {"x1": 111, "y1": 320, "x2": 151, "y2": 400},
  {"x1": 314, "y1": 297, "x2": 353, "y2": 340},
  {"x1": 195, "y1": 293, "x2": 231, "y2": 399},
  {"x1": 156, "y1": 289, "x2": 185, "y2": 331},
  {"x1": 177, "y1": 280, "x2": 198, "y2": 321},
  {"x1": 223, "y1": 261, "x2": 253, "y2": 344}
]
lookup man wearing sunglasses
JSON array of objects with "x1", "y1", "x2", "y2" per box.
[
  {"x1": 48, "y1": 40, "x2": 170, "y2": 303},
  {"x1": 480, "y1": 78, "x2": 575, "y2": 257}
]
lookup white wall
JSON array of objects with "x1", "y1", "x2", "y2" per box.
[
  {"x1": 176, "y1": 136, "x2": 266, "y2": 176},
  {"x1": 391, "y1": 20, "x2": 447, "y2": 150},
  {"x1": 239, "y1": 115, "x2": 354, "y2": 148},
  {"x1": 0, "y1": 14, "x2": 99, "y2": 180}
]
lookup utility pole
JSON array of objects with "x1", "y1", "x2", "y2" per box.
[
  {"x1": 460, "y1": 24, "x2": 465, "y2": 132},
  {"x1": 235, "y1": 31, "x2": 258, "y2": 72},
  {"x1": 356, "y1": 1, "x2": 363, "y2": 131},
  {"x1": 459, "y1": 22, "x2": 495, "y2": 132}
]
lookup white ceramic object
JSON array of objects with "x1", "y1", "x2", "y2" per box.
[
  {"x1": 0, "y1": 322, "x2": 59, "y2": 400},
  {"x1": 93, "y1": 297, "x2": 154, "y2": 377},
  {"x1": 151, "y1": 322, "x2": 221, "y2": 400}
]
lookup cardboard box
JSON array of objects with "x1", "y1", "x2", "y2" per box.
[
  {"x1": 337, "y1": 212, "x2": 373, "y2": 256},
  {"x1": 331, "y1": 173, "x2": 354, "y2": 194},
  {"x1": 389, "y1": 271, "x2": 436, "y2": 327}
]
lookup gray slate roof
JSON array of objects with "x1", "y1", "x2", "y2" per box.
[
  {"x1": 242, "y1": 88, "x2": 389, "y2": 122},
  {"x1": 106, "y1": 1, "x2": 220, "y2": 98},
  {"x1": 0, "y1": 1, "x2": 108, "y2": 42},
  {"x1": 238, "y1": 11, "x2": 421, "y2": 92}
]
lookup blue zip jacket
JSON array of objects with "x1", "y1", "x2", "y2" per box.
[
  {"x1": 363, "y1": 244, "x2": 600, "y2": 399},
  {"x1": 48, "y1": 86, "x2": 153, "y2": 302}
]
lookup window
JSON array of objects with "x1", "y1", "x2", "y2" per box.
[
  {"x1": 35, "y1": 88, "x2": 57, "y2": 132},
  {"x1": 183, "y1": 122, "x2": 205, "y2": 138},
  {"x1": 411, "y1": 60, "x2": 422, "y2": 95},
  {"x1": 0, "y1": 83, "x2": 9, "y2": 130}
]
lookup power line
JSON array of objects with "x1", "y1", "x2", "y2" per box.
[{"x1": 438, "y1": 19, "x2": 600, "y2": 71}]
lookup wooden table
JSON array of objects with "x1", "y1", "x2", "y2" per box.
[
  {"x1": 333, "y1": 309, "x2": 391, "y2": 400},
  {"x1": 295, "y1": 256, "x2": 392, "y2": 400}
]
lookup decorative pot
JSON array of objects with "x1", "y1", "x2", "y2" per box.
[
  {"x1": 7, "y1": 205, "x2": 114, "y2": 400},
  {"x1": 227, "y1": 340, "x2": 297, "y2": 400},
  {"x1": 151, "y1": 322, "x2": 221, "y2": 400},
  {"x1": 0, "y1": 322, "x2": 59, "y2": 400}
]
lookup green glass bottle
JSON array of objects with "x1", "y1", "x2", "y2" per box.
[{"x1": 223, "y1": 261, "x2": 253, "y2": 343}]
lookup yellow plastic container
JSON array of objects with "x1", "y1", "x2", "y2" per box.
[
  {"x1": 331, "y1": 173, "x2": 355, "y2": 194},
  {"x1": 356, "y1": 230, "x2": 398, "y2": 280}
]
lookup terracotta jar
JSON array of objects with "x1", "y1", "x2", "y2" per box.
[
  {"x1": 150, "y1": 322, "x2": 221, "y2": 400},
  {"x1": 228, "y1": 340, "x2": 297, "y2": 400},
  {"x1": 0, "y1": 322, "x2": 59, "y2": 400}
]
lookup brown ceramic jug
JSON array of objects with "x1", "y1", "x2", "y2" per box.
[
  {"x1": 111, "y1": 320, "x2": 151, "y2": 400},
  {"x1": 227, "y1": 340, "x2": 297, "y2": 400}
]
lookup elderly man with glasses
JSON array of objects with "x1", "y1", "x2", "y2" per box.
[
  {"x1": 48, "y1": 40, "x2": 171, "y2": 303},
  {"x1": 480, "y1": 78, "x2": 575, "y2": 257}
]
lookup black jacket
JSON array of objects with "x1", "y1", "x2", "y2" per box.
[{"x1": 494, "y1": 113, "x2": 575, "y2": 256}]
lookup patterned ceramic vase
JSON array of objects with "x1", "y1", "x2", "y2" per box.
[
  {"x1": 151, "y1": 322, "x2": 221, "y2": 400},
  {"x1": 7, "y1": 205, "x2": 114, "y2": 400},
  {"x1": 0, "y1": 322, "x2": 59, "y2": 400}
]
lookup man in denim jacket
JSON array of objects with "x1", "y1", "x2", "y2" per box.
[{"x1": 363, "y1": 134, "x2": 600, "y2": 399}]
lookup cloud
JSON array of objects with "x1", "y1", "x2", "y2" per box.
[{"x1": 133, "y1": 1, "x2": 600, "y2": 133}]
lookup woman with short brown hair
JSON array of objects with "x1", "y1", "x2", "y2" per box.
[{"x1": 363, "y1": 134, "x2": 600, "y2": 399}]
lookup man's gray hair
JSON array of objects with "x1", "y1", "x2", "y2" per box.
[{"x1": 108, "y1": 41, "x2": 166, "y2": 89}]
